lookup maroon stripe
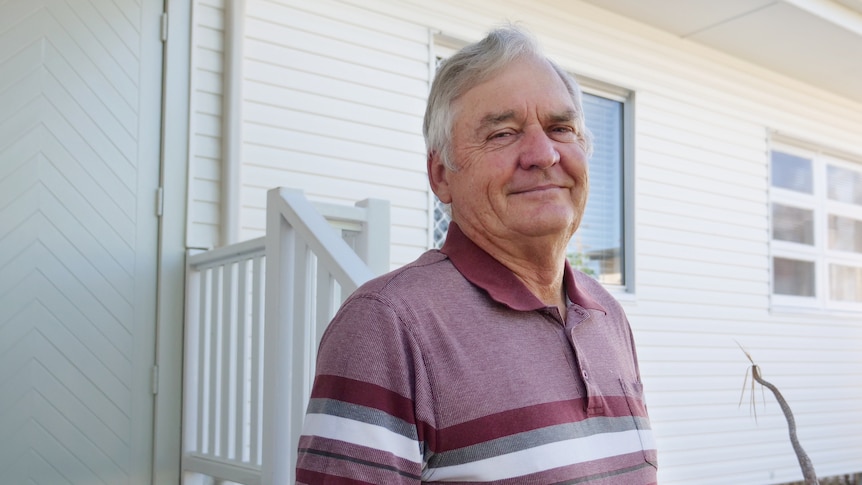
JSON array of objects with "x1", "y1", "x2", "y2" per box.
[
  {"x1": 605, "y1": 395, "x2": 649, "y2": 418},
  {"x1": 296, "y1": 469, "x2": 377, "y2": 485},
  {"x1": 311, "y1": 374, "x2": 417, "y2": 425},
  {"x1": 419, "y1": 452, "x2": 656, "y2": 484},
  {"x1": 297, "y1": 435, "x2": 423, "y2": 484},
  {"x1": 434, "y1": 396, "x2": 647, "y2": 452}
]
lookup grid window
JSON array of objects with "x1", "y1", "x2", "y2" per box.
[
  {"x1": 770, "y1": 144, "x2": 862, "y2": 310},
  {"x1": 772, "y1": 204, "x2": 814, "y2": 245},
  {"x1": 773, "y1": 257, "x2": 816, "y2": 297}
]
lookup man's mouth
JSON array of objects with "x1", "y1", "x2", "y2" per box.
[{"x1": 511, "y1": 184, "x2": 563, "y2": 195}]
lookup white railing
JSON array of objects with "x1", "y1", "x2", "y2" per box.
[{"x1": 182, "y1": 187, "x2": 389, "y2": 485}]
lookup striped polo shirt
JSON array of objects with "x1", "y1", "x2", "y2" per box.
[{"x1": 297, "y1": 223, "x2": 657, "y2": 484}]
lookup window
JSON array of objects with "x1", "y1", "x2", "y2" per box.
[
  {"x1": 770, "y1": 143, "x2": 862, "y2": 310},
  {"x1": 571, "y1": 89, "x2": 628, "y2": 286},
  {"x1": 431, "y1": 86, "x2": 632, "y2": 289}
]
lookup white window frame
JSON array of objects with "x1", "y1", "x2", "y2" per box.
[
  {"x1": 578, "y1": 77, "x2": 635, "y2": 294},
  {"x1": 770, "y1": 140, "x2": 862, "y2": 313}
]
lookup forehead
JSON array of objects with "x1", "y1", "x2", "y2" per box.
[{"x1": 453, "y1": 57, "x2": 575, "y2": 125}]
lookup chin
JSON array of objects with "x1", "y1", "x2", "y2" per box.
[{"x1": 512, "y1": 218, "x2": 574, "y2": 239}]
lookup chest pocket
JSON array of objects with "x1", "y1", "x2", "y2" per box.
[{"x1": 620, "y1": 379, "x2": 658, "y2": 468}]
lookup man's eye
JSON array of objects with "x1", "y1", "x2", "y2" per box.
[
  {"x1": 489, "y1": 131, "x2": 513, "y2": 140},
  {"x1": 550, "y1": 126, "x2": 578, "y2": 141}
]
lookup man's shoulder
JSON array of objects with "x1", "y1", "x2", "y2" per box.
[{"x1": 353, "y1": 249, "x2": 458, "y2": 299}]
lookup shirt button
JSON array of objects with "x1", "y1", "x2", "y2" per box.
[{"x1": 582, "y1": 370, "x2": 589, "y2": 380}]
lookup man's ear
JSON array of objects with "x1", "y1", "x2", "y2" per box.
[{"x1": 427, "y1": 151, "x2": 452, "y2": 204}]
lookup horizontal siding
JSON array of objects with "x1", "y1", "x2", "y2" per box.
[
  {"x1": 183, "y1": 0, "x2": 862, "y2": 482},
  {"x1": 240, "y1": 0, "x2": 430, "y2": 266},
  {"x1": 187, "y1": 0, "x2": 225, "y2": 248},
  {"x1": 352, "y1": 1, "x2": 861, "y2": 482}
]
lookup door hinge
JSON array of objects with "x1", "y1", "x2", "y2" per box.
[
  {"x1": 160, "y1": 12, "x2": 168, "y2": 42},
  {"x1": 156, "y1": 186, "x2": 164, "y2": 217},
  {"x1": 151, "y1": 365, "x2": 160, "y2": 395}
]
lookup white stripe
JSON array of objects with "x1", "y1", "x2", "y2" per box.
[
  {"x1": 301, "y1": 413, "x2": 422, "y2": 463},
  {"x1": 425, "y1": 429, "x2": 656, "y2": 482}
]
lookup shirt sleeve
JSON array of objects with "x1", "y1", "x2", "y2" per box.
[{"x1": 296, "y1": 293, "x2": 431, "y2": 484}]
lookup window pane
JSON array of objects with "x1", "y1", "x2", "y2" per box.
[
  {"x1": 829, "y1": 214, "x2": 862, "y2": 253},
  {"x1": 571, "y1": 93, "x2": 623, "y2": 285},
  {"x1": 772, "y1": 203, "x2": 814, "y2": 245},
  {"x1": 827, "y1": 165, "x2": 862, "y2": 205},
  {"x1": 830, "y1": 264, "x2": 862, "y2": 302},
  {"x1": 773, "y1": 257, "x2": 815, "y2": 296},
  {"x1": 771, "y1": 151, "x2": 813, "y2": 193},
  {"x1": 432, "y1": 197, "x2": 449, "y2": 249}
]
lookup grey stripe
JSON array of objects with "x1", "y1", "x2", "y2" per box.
[
  {"x1": 307, "y1": 398, "x2": 419, "y2": 441},
  {"x1": 429, "y1": 416, "x2": 646, "y2": 468},
  {"x1": 554, "y1": 461, "x2": 657, "y2": 484}
]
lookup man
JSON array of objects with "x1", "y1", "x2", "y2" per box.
[{"x1": 296, "y1": 26, "x2": 657, "y2": 484}]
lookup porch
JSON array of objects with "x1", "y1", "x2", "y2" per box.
[{"x1": 181, "y1": 187, "x2": 389, "y2": 485}]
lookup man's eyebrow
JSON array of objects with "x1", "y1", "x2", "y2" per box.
[
  {"x1": 546, "y1": 109, "x2": 578, "y2": 123},
  {"x1": 477, "y1": 110, "x2": 517, "y2": 131}
]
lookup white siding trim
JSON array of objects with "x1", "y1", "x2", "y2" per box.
[{"x1": 221, "y1": 0, "x2": 244, "y2": 245}]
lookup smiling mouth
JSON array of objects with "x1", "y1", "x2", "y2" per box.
[{"x1": 511, "y1": 185, "x2": 563, "y2": 195}]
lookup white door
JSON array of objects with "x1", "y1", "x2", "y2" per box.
[{"x1": 0, "y1": 1, "x2": 164, "y2": 483}]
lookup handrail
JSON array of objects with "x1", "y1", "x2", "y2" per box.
[
  {"x1": 269, "y1": 188, "x2": 376, "y2": 290},
  {"x1": 187, "y1": 236, "x2": 265, "y2": 269}
]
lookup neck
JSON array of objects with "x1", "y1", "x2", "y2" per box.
[{"x1": 461, "y1": 225, "x2": 569, "y2": 312}]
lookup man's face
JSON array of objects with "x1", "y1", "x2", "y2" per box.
[{"x1": 430, "y1": 56, "x2": 589, "y2": 246}]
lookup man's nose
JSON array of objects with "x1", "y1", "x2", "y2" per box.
[{"x1": 518, "y1": 128, "x2": 560, "y2": 169}]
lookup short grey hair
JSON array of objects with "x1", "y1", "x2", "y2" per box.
[{"x1": 423, "y1": 25, "x2": 594, "y2": 170}]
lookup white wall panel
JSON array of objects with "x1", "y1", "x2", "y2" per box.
[
  {"x1": 183, "y1": 0, "x2": 862, "y2": 481},
  {"x1": 239, "y1": 0, "x2": 430, "y2": 265},
  {"x1": 188, "y1": 0, "x2": 226, "y2": 248}
]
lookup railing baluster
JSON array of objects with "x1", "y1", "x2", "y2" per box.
[
  {"x1": 196, "y1": 267, "x2": 209, "y2": 454},
  {"x1": 221, "y1": 262, "x2": 235, "y2": 460},
  {"x1": 236, "y1": 258, "x2": 249, "y2": 463},
  {"x1": 251, "y1": 254, "x2": 265, "y2": 466},
  {"x1": 294, "y1": 241, "x2": 314, "y2": 414},
  {"x1": 208, "y1": 266, "x2": 221, "y2": 458},
  {"x1": 314, "y1": 266, "x2": 338, "y2": 365}
]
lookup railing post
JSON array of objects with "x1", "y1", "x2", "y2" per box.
[
  {"x1": 182, "y1": 252, "x2": 202, "y2": 464},
  {"x1": 261, "y1": 189, "x2": 297, "y2": 485},
  {"x1": 260, "y1": 188, "x2": 380, "y2": 485},
  {"x1": 354, "y1": 198, "x2": 390, "y2": 275}
]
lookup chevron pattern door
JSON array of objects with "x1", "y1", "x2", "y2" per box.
[{"x1": 0, "y1": 0, "x2": 163, "y2": 483}]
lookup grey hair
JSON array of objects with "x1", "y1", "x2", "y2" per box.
[{"x1": 423, "y1": 25, "x2": 594, "y2": 170}]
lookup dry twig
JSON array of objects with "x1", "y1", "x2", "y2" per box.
[{"x1": 736, "y1": 341, "x2": 819, "y2": 485}]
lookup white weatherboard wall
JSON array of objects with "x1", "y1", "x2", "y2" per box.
[
  {"x1": 239, "y1": 1, "x2": 430, "y2": 267},
  {"x1": 187, "y1": 0, "x2": 431, "y2": 264},
  {"x1": 188, "y1": 0, "x2": 227, "y2": 249},
  {"x1": 185, "y1": 0, "x2": 862, "y2": 483}
]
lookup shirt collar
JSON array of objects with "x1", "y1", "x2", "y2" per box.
[{"x1": 440, "y1": 222, "x2": 606, "y2": 313}]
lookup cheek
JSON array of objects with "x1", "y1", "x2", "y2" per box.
[{"x1": 566, "y1": 151, "x2": 590, "y2": 181}]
